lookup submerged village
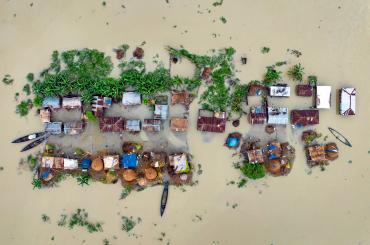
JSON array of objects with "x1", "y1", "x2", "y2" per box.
[{"x1": 8, "y1": 45, "x2": 356, "y2": 206}]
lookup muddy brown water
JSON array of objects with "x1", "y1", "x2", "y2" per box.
[{"x1": 1, "y1": 0, "x2": 370, "y2": 244}]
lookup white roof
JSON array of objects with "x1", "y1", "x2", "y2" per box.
[
  {"x1": 169, "y1": 153, "x2": 187, "y2": 173},
  {"x1": 340, "y1": 88, "x2": 356, "y2": 115},
  {"x1": 63, "y1": 158, "x2": 78, "y2": 170},
  {"x1": 154, "y1": 105, "x2": 169, "y2": 119},
  {"x1": 62, "y1": 97, "x2": 82, "y2": 108},
  {"x1": 103, "y1": 155, "x2": 119, "y2": 169},
  {"x1": 270, "y1": 86, "x2": 290, "y2": 97},
  {"x1": 122, "y1": 92, "x2": 141, "y2": 106},
  {"x1": 267, "y1": 107, "x2": 289, "y2": 124},
  {"x1": 316, "y1": 86, "x2": 331, "y2": 109}
]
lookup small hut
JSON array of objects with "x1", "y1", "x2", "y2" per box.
[
  {"x1": 154, "y1": 105, "x2": 169, "y2": 120},
  {"x1": 44, "y1": 122, "x2": 63, "y2": 135},
  {"x1": 267, "y1": 107, "x2": 288, "y2": 125},
  {"x1": 39, "y1": 108, "x2": 51, "y2": 123},
  {"x1": 122, "y1": 92, "x2": 141, "y2": 106},
  {"x1": 170, "y1": 118, "x2": 188, "y2": 132},
  {"x1": 325, "y1": 143, "x2": 339, "y2": 160},
  {"x1": 92, "y1": 96, "x2": 112, "y2": 117},
  {"x1": 169, "y1": 153, "x2": 189, "y2": 173},
  {"x1": 41, "y1": 156, "x2": 55, "y2": 168},
  {"x1": 121, "y1": 154, "x2": 138, "y2": 168},
  {"x1": 99, "y1": 117, "x2": 124, "y2": 132},
  {"x1": 64, "y1": 121, "x2": 84, "y2": 135},
  {"x1": 42, "y1": 96, "x2": 61, "y2": 109},
  {"x1": 197, "y1": 110, "x2": 226, "y2": 133},
  {"x1": 291, "y1": 109, "x2": 319, "y2": 127},
  {"x1": 266, "y1": 159, "x2": 281, "y2": 176},
  {"x1": 62, "y1": 97, "x2": 82, "y2": 109},
  {"x1": 316, "y1": 86, "x2": 331, "y2": 109},
  {"x1": 144, "y1": 167, "x2": 158, "y2": 180},
  {"x1": 91, "y1": 158, "x2": 104, "y2": 171},
  {"x1": 171, "y1": 90, "x2": 191, "y2": 105},
  {"x1": 124, "y1": 119, "x2": 141, "y2": 132},
  {"x1": 249, "y1": 106, "x2": 267, "y2": 124},
  {"x1": 63, "y1": 158, "x2": 79, "y2": 170},
  {"x1": 270, "y1": 85, "x2": 290, "y2": 97},
  {"x1": 142, "y1": 119, "x2": 162, "y2": 132},
  {"x1": 248, "y1": 84, "x2": 268, "y2": 96},
  {"x1": 296, "y1": 84, "x2": 313, "y2": 96},
  {"x1": 103, "y1": 155, "x2": 120, "y2": 170},
  {"x1": 339, "y1": 88, "x2": 356, "y2": 116}
]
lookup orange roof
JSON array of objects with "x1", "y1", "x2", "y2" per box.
[{"x1": 170, "y1": 118, "x2": 188, "y2": 132}]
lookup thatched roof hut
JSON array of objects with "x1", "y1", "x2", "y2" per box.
[
  {"x1": 266, "y1": 159, "x2": 281, "y2": 176},
  {"x1": 325, "y1": 143, "x2": 339, "y2": 160},
  {"x1": 144, "y1": 167, "x2": 158, "y2": 180},
  {"x1": 122, "y1": 169, "x2": 137, "y2": 182}
]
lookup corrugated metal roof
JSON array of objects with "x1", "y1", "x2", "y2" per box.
[
  {"x1": 270, "y1": 86, "x2": 291, "y2": 97},
  {"x1": 122, "y1": 92, "x2": 141, "y2": 105},
  {"x1": 44, "y1": 122, "x2": 63, "y2": 135},
  {"x1": 340, "y1": 88, "x2": 356, "y2": 116},
  {"x1": 154, "y1": 105, "x2": 169, "y2": 120},
  {"x1": 316, "y1": 86, "x2": 331, "y2": 109},
  {"x1": 125, "y1": 119, "x2": 141, "y2": 132},
  {"x1": 62, "y1": 97, "x2": 82, "y2": 108},
  {"x1": 42, "y1": 97, "x2": 61, "y2": 109},
  {"x1": 267, "y1": 107, "x2": 289, "y2": 125}
]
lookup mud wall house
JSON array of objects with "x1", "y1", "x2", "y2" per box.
[
  {"x1": 92, "y1": 96, "x2": 112, "y2": 117},
  {"x1": 171, "y1": 90, "x2": 191, "y2": 105},
  {"x1": 197, "y1": 110, "x2": 226, "y2": 133},
  {"x1": 315, "y1": 86, "x2": 331, "y2": 109},
  {"x1": 142, "y1": 119, "x2": 162, "y2": 132},
  {"x1": 267, "y1": 107, "x2": 289, "y2": 125},
  {"x1": 62, "y1": 96, "x2": 82, "y2": 109},
  {"x1": 39, "y1": 108, "x2": 51, "y2": 123},
  {"x1": 44, "y1": 122, "x2": 63, "y2": 135},
  {"x1": 154, "y1": 105, "x2": 169, "y2": 120},
  {"x1": 42, "y1": 96, "x2": 61, "y2": 110},
  {"x1": 249, "y1": 106, "x2": 267, "y2": 124},
  {"x1": 296, "y1": 84, "x2": 313, "y2": 96},
  {"x1": 63, "y1": 121, "x2": 84, "y2": 135},
  {"x1": 291, "y1": 109, "x2": 319, "y2": 127},
  {"x1": 270, "y1": 85, "x2": 291, "y2": 97},
  {"x1": 339, "y1": 88, "x2": 356, "y2": 116},
  {"x1": 99, "y1": 117, "x2": 124, "y2": 132},
  {"x1": 124, "y1": 119, "x2": 141, "y2": 132},
  {"x1": 122, "y1": 92, "x2": 141, "y2": 106},
  {"x1": 170, "y1": 117, "x2": 188, "y2": 132}
]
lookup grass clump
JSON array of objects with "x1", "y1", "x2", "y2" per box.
[
  {"x1": 264, "y1": 66, "x2": 281, "y2": 84},
  {"x1": 76, "y1": 173, "x2": 90, "y2": 186},
  {"x1": 120, "y1": 186, "x2": 133, "y2": 200},
  {"x1": 26, "y1": 73, "x2": 34, "y2": 82},
  {"x1": 230, "y1": 84, "x2": 248, "y2": 114},
  {"x1": 240, "y1": 162, "x2": 265, "y2": 180},
  {"x1": 307, "y1": 75, "x2": 317, "y2": 86},
  {"x1": 16, "y1": 99, "x2": 32, "y2": 116},
  {"x1": 288, "y1": 63, "x2": 304, "y2": 81},
  {"x1": 68, "y1": 209, "x2": 103, "y2": 233},
  {"x1": 2, "y1": 74, "x2": 14, "y2": 85},
  {"x1": 23, "y1": 84, "x2": 31, "y2": 95},
  {"x1": 121, "y1": 216, "x2": 139, "y2": 232},
  {"x1": 32, "y1": 178, "x2": 42, "y2": 189},
  {"x1": 212, "y1": 0, "x2": 223, "y2": 7},
  {"x1": 220, "y1": 16, "x2": 227, "y2": 24},
  {"x1": 41, "y1": 214, "x2": 50, "y2": 223},
  {"x1": 57, "y1": 214, "x2": 67, "y2": 227},
  {"x1": 261, "y1": 47, "x2": 270, "y2": 54}
]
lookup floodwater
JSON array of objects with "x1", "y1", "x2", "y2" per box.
[{"x1": 0, "y1": 0, "x2": 370, "y2": 244}]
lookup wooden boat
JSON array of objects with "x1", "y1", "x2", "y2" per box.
[
  {"x1": 12, "y1": 132, "x2": 47, "y2": 143},
  {"x1": 160, "y1": 181, "x2": 169, "y2": 217},
  {"x1": 328, "y1": 127, "x2": 352, "y2": 147},
  {"x1": 20, "y1": 136, "x2": 49, "y2": 152}
]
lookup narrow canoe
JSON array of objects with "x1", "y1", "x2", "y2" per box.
[
  {"x1": 20, "y1": 136, "x2": 48, "y2": 152},
  {"x1": 328, "y1": 127, "x2": 352, "y2": 147},
  {"x1": 160, "y1": 181, "x2": 169, "y2": 217},
  {"x1": 12, "y1": 132, "x2": 47, "y2": 143}
]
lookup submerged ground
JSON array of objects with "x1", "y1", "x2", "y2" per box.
[{"x1": 1, "y1": 0, "x2": 370, "y2": 244}]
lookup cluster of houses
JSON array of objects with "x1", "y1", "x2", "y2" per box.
[
  {"x1": 240, "y1": 139, "x2": 296, "y2": 176},
  {"x1": 40, "y1": 96, "x2": 84, "y2": 135},
  {"x1": 95, "y1": 91, "x2": 191, "y2": 133},
  {"x1": 38, "y1": 142, "x2": 192, "y2": 186}
]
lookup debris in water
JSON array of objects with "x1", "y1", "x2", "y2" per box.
[
  {"x1": 261, "y1": 47, "x2": 270, "y2": 54},
  {"x1": 232, "y1": 119, "x2": 240, "y2": 127},
  {"x1": 133, "y1": 47, "x2": 144, "y2": 59},
  {"x1": 287, "y1": 49, "x2": 302, "y2": 57}
]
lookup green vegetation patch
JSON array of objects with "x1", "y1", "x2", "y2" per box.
[
  {"x1": 68, "y1": 208, "x2": 103, "y2": 233},
  {"x1": 220, "y1": 16, "x2": 227, "y2": 24},
  {"x1": 212, "y1": 0, "x2": 224, "y2": 7},
  {"x1": 2, "y1": 74, "x2": 14, "y2": 85},
  {"x1": 261, "y1": 47, "x2": 270, "y2": 54},
  {"x1": 288, "y1": 63, "x2": 304, "y2": 81},
  {"x1": 240, "y1": 162, "x2": 266, "y2": 180},
  {"x1": 121, "y1": 216, "x2": 141, "y2": 232},
  {"x1": 264, "y1": 66, "x2": 281, "y2": 85},
  {"x1": 16, "y1": 99, "x2": 32, "y2": 116}
]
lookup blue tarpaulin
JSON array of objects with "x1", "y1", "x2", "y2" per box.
[
  {"x1": 268, "y1": 144, "x2": 277, "y2": 151},
  {"x1": 81, "y1": 159, "x2": 91, "y2": 169},
  {"x1": 121, "y1": 154, "x2": 138, "y2": 168},
  {"x1": 268, "y1": 154, "x2": 278, "y2": 160},
  {"x1": 227, "y1": 137, "x2": 239, "y2": 147}
]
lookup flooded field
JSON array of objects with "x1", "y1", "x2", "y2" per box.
[{"x1": 0, "y1": 0, "x2": 370, "y2": 244}]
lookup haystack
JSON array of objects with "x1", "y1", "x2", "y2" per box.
[
  {"x1": 92, "y1": 158, "x2": 104, "y2": 171},
  {"x1": 122, "y1": 169, "x2": 137, "y2": 182},
  {"x1": 144, "y1": 167, "x2": 158, "y2": 180}
]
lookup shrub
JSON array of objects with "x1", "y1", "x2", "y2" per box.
[
  {"x1": 288, "y1": 64, "x2": 304, "y2": 81},
  {"x1": 240, "y1": 162, "x2": 265, "y2": 179}
]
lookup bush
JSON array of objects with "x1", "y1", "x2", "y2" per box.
[
  {"x1": 240, "y1": 162, "x2": 265, "y2": 179},
  {"x1": 288, "y1": 64, "x2": 304, "y2": 81}
]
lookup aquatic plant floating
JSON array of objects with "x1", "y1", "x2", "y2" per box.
[{"x1": 328, "y1": 127, "x2": 352, "y2": 147}]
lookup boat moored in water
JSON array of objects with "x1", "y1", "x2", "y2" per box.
[
  {"x1": 12, "y1": 132, "x2": 47, "y2": 143},
  {"x1": 20, "y1": 135, "x2": 49, "y2": 152},
  {"x1": 160, "y1": 181, "x2": 169, "y2": 217}
]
